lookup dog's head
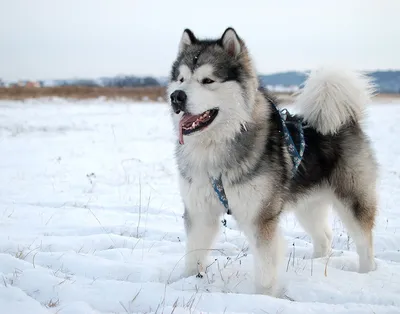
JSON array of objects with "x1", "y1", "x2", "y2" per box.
[{"x1": 167, "y1": 28, "x2": 259, "y2": 145}]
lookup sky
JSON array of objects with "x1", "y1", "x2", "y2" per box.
[{"x1": 1, "y1": 0, "x2": 400, "y2": 81}]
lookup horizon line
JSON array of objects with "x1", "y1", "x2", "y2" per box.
[{"x1": 3, "y1": 68, "x2": 400, "y2": 83}]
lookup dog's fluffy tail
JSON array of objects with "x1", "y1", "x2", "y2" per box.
[{"x1": 294, "y1": 67, "x2": 376, "y2": 135}]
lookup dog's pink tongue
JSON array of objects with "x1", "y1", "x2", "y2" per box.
[{"x1": 178, "y1": 113, "x2": 199, "y2": 145}]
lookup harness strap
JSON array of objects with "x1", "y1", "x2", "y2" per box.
[
  {"x1": 211, "y1": 101, "x2": 305, "y2": 215},
  {"x1": 278, "y1": 108, "x2": 305, "y2": 177},
  {"x1": 211, "y1": 176, "x2": 231, "y2": 215}
]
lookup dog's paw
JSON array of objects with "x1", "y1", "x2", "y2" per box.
[
  {"x1": 359, "y1": 258, "x2": 377, "y2": 273},
  {"x1": 312, "y1": 247, "x2": 331, "y2": 258},
  {"x1": 183, "y1": 267, "x2": 198, "y2": 277},
  {"x1": 183, "y1": 261, "x2": 204, "y2": 278},
  {"x1": 255, "y1": 284, "x2": 283, "y2": 298},
  {"x1": 254, "y1": 277, "x2": 283, "y2": 298}
]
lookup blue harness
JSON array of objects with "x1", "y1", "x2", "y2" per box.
[
  {"x1": 211, "y1": 176, "x2": 231, "y2": 215},
  {"x1": 277, "y1": 106, "x2": 306, "y2": 177},
  {"x1": 211, "y1": 102, "x2": 305, "y2": 216}
]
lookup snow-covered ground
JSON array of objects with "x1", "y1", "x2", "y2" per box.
[{"x1": 1, "y1": 98, "x2": 400, "y2": 314}]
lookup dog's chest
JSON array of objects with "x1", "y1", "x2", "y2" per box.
[
  {"x1": 178, "y1": 142, "x2": 273, "y2": 219},
  {"x1": 181, "y1": 172, "x2": 272, "y2": 222},
  {"x1": 224, "y1": 176, "x2": 272, "y2": 222},
  {"x1": 179, "y1": 174, "x2": 225, "y2": 215}
]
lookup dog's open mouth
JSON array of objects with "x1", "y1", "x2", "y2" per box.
[{"x1": 178, "y1": 109, "x2": 218, "y2": 144}]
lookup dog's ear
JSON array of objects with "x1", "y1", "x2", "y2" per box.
[
  {"x1": 221, "y1": 27, "x2": 242, "y2": 57},
  {"x1": 179, "y1": 29, "x2": 196, "y2": 53}
]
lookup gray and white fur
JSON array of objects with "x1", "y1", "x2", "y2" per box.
[{"x1": 167, "y1": 27, "x2": 378, "y2": 297}]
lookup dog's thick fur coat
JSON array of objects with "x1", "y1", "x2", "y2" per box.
[{"x1": 167, "y1": 27, "x2": 377, "y2": 296}]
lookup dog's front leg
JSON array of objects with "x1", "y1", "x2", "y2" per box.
[
  {"x1": 251, "y1": 217, "x2": 285, "y2": 296},
  {"x1": 236, "y1": 206, "x2": 286, "y2": 297},
  {"x1": 183, "y1": 206, "x2": 220, "y2": 276}
]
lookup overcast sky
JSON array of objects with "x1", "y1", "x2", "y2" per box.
[{"x1": 1, "y1": 0, "x2": 400, "y2": 80}]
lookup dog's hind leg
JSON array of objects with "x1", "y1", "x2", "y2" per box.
[
  {"x1": 330, "y1": 157, "x2": 378, "y2": 273},
  {"x1": 294, "y1": 198, "x2": 333, "y2": 258},
  {"x1": 332, "y1": 194, "x2": 377, "y2": 273}
]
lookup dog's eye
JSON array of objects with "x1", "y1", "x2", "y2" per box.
[
  {"x1": 201, "y1": 78, "x2": 215, "y2": 85},
  {"x1": 179, "y1": 77, "x2": 184, "y2": 83}
]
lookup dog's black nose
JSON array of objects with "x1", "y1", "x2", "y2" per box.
[{"x1": 170, "y1": 90, "x2": 187, "y2": 114}]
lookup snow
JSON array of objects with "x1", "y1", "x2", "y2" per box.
[{"x1": 1, "y1": 97, "x2": 400, "y2": 314}]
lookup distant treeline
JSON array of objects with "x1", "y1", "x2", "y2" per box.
[
  {"x1": 2, "y1": 70, "x2": 400, "y2": 94},
  {"x1": 48, "y1": 76, "x2": 161, "y2": 88}
]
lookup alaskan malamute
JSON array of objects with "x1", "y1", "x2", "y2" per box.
[{"x1": 167, "y1": 27, "x2": 377, "y2": 296}]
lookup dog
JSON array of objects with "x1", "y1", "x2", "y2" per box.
[{"x1": 167, "y1": 27, "x2": 377, "y2": 297}]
